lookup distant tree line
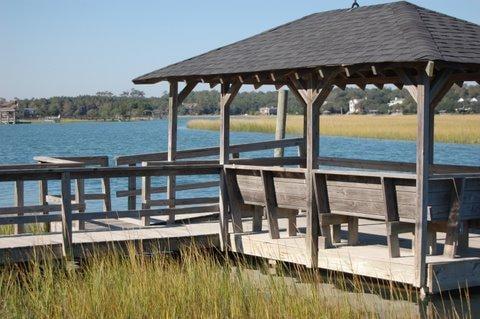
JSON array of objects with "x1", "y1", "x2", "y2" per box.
[{"x1": 4, "y1": 85, "x2": 479, "y2": 120}]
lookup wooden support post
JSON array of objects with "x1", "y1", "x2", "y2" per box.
[
  {"x1": 39, "y1": 179, "x2": 50, "y2": 232},
  {"x1": 127, "y1": 164, "x2": 137, "y2": 210},
  {"x1": 306, "y1": 81, "x2": 321, "y2": 266},
  {"x1": 75, "y1": 179, "x2": 86, "y2": 230},
  {"x1": 261, "y1": 171, "x2": 280, "y2": 239},
  {"x1": 61, "y1": 172, "x2": 73, "y2": 260},
  {"x1": 141, "y1": 163, "x2": 151, "y2": 226},
  {"x1": 414, "y1": 71, "x2": 431, "y2": 291},
  {"x1": 219, "y1": 81, "x2": 242, "y2": 250},
  {"x1": 167, "y1": 81, "x2": 179, "y2": 224},
  {"x1": 382, "y1": 177, "x2": 400, "y2": 258},
  {"x1": 14, "y1": 180, "x2": 25, "y2": 234},
  {"x1": 288, "y1": 72, "x2": 335, "y2": 267},
  {"x1": 274, "y1": 90, "x2": 288, "y2": 158}
]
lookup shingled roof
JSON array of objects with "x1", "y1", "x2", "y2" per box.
[{"x1": 133, "y1": 1, "x2": 480, "y2": 84}]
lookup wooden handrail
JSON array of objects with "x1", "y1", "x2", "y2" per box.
[
  {"x1": 115, "y1": 137, "x2": 304, "y2": 165},
  {"x1": 0, "y1": 164, "x2": 222, "y2": 182},
  {"x1": 318, "y1": 156, "x2": 480, "y2": 174}
]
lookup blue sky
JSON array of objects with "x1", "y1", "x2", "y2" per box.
[{"x1": 1, "y1": 0, "x2": 479, "y2": 99}]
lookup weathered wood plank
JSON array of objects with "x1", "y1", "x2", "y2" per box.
[{"x1": 116, "y1": 180, "x2": 219, "y2": 197}]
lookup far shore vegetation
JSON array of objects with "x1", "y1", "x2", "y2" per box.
[
  {"x1": 2, "y1": 84, "x2": 479, "y2": 121},
  {"x1": 187, "y1": 114, "x2": 480, "y2": 145}
]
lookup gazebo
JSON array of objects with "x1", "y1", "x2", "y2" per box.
[{"x1": 133, "y1": 1, "x2": 480, "y2": 293}]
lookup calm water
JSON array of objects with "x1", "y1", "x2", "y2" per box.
[
  {"x1": 0, "y1": 118, "x2": 479, "y2": 209},
  {"x1": 0, "y1": 118, "x2": 480, "y2": 315}
]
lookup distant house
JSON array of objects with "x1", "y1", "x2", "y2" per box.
[
  {"x1": 0, "y1": 101, "x2": 18, "y2": 124},
  {"x1": 388, "y1": 97, "x2": 405, "y2": 107},
  {"x1": 457, "y1": 97, "x2": 465, "y2": 103},
  {"x1": 455, "y1": 107, "x2": 472, "y2": 114},
  {"x1": 470, "y1": 97, "x2": 478, "y2": 103},
  {"x1": 347, "y1": 99, "x2": 364, "y2": 114},
  {"x1": 259, "y1": 106, "x2": 277, "y2": 116},
  {"x1": 23, "y1": 108, "x2": 37, "y2": 118}
]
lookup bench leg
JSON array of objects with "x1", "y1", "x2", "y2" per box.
[
  {"x1": 252, "y1": 206, "x2": 263, "y2": 232},
  {"x1": 319, "y1": 223, "x2": 333, "y2": 249},
  {"x1": 427, "y1": 230, "x2": 438, "y2": 255},
  {"x1": 386, "y1": 222, "x2": 401, "y2": 258},
  {"x1": 332, "y1": 224, "x2": 342, "y2": 243},
  {"x1": 288, "y1": 215, "x2": 297, "y2": 237},
  {"x1": 458, "y1": 222, "x2": 469, "y2": 253},
  {"x1": 347, "y1": 217, "x2": 359, "y2": 246}
]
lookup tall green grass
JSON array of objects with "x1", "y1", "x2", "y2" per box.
[
  {"x1": 187, "y1": 115, "x2": 480, "y2": 144},
  {"x1": 0, "y1": 244, "x2": 471, "y2": 318}
]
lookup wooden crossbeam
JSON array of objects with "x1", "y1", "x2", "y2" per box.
[
  {"x1": 396, "y1": 69, "x2": 418, "y2": 103},
  {"x1": 178, "y1": 81, "x2": 198, "y2": 105}
]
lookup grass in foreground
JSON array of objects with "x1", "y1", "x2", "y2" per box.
[
  {"x1": 0, "y1": 244, "x2": 470, "y2": 318},
  {"x1": 187, "y1": 114, "x2": 480, "y2": 144}
]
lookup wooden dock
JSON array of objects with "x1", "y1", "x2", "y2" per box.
[
  {"x1": 0, "y1": 125, "x2": 479, "y2": 297},
  {"x1": 1, "y1": 214, "x2": 480, "y2": 295}
]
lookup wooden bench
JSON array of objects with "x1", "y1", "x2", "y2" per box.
[
  {"x1": 224, "y1": 165, "x2": 304, "y2": 239},
  {"x1": 314, "y1": 170, "x2": 480, "y2": 258},
  {"x1": 224, "y1": 163, "x2": 480, "y2": 259}
]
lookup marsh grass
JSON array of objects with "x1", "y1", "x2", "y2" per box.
[
  {"x1": 187, "y1": 115, "x2": 480, "y2": 144},
  {"x1": 0, "y1": 223, "x2": 47, "y2": 236},
  {"x1": 0, "y1": 243, "x2": 471, "y2": 319}
]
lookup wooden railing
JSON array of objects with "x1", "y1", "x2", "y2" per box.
[
  {"x1": 115, "y1": 138, "x2": 305, "y2": 216},
  {"x1": 34, "y1": 155, "x2": 112, "y2": 230},
  {"x1": 0, "y1": 164, "x2": 221, "y2": 258}
]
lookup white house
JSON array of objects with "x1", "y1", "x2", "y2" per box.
[
  {"x1": 388, "y1": 97, "x2": 404, "y2": 107},
  {"x1": 470, "y1": 97, "x2": 478, "y2": 103},
  {"x1": 347, "y1": 99, "x2": 364, "y2": 114},
  {"x1": 457, "y1": 97, "x2": 465, "y2": 103}
]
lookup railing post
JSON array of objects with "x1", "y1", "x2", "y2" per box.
[
  {"x1": 101, "y1": 158, "x2": 112, "y2": 212},
  {"x1": 39, "y1": 179, "x2": 50, "y2": 232},
  {"x1": 75, "y1": 179, "x2": 85, "y2": 230},
  {"x1": 14, "y1": 180, "x2": 25, "y2": 234},
  {"x1": 141, "y1": 162, "x2": 151, "y2": 226},
  {"x1": 61, "y1": 172, "x2": 73, "y2": 260},
  {"x1": 127, "y1": 163, "x2": 137, "y2": 210}
]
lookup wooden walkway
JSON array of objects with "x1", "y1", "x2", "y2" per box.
[
  {"x1": 0, "y1": 219, "x2": 220, "y2": 263},
  {"x1": 1, "y1": 215, "x2": 480, "y2": 294}
]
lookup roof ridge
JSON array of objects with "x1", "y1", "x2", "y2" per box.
[{"x1": 409, "y1": 4, "x2": 445, "y2": 61}]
